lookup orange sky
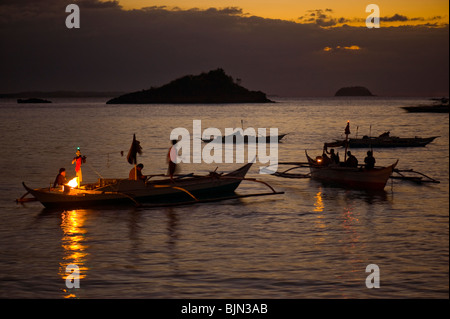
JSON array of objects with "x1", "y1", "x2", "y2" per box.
[{"x1": 118, "y1": 0, "x2": 449, "y2": 25}]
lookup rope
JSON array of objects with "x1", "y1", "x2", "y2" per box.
[{"x1": 86, "y1": 162, "x2": 104, "y2": 179}]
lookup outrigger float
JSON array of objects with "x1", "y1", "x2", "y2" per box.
[{"x1": 19, "y1": 163, "x2": 284, "y2": 209}]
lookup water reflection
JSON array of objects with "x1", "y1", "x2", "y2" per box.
[
  {"x1": 165, "y1": 208, "x2": 180, "y2": 273},
  {"x1": 313, "y1": 189, "x2": 324, "y2": 213},
  {"x1": 312, "y1": 189, "x2": 328, "y2": 247},
  {"x1": 338, "y1": 195, "x2": 364, "y2": 297},
  {"x1": 312, "y1": 187, "x2": 368, "y2": 297},
  {"x1": 59, "y1": 209, "x2": 88, "y2": 298}
]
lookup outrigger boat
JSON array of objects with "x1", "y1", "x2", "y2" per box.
[
  {"x1": 325, "y1": 133, "x2": 439, "y2": 148},
  {"x1": 20, "y1": 134, "x2": 284, "y2": 209},
  {"x1": 201, "y1": 120, "x2": 287, "y2": 144},
  {"x1": 305, "y1": 151, "x2": 398, "y2": 191},
  {"x1": 201, "y1": 132, "x2": 287, "y2": 144},
  {"x1": 21, "y1": 163, "x2": 283, "y2": 209}
]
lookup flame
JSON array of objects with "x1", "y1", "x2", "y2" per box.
[{"x1": 67, "y1": 177, "x2": 78, "y2": 188}]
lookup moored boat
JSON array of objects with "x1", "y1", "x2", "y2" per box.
[
  {"x1": 305, "y1": 151, "x2": 398, "y2": 191},
  {"x1": 22, "y1": 163, "x2": 261, "y2": 209},
  {"x1": 325, "y1": 134, "x2": 439, "y2": 148},
  {"x1": 202, "y1": 133, "x2": 286, "y2": 144}
]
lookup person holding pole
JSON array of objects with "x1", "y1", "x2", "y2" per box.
[
  {"x1": 167, "y1": 140, "x2": 178, "y2": 181},
  {"x1": 72, "y1": 148, "x2": 86, "y2": 187}
]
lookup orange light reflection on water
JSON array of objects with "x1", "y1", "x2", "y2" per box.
[{"x1": 59, "y1": 209, "x2": 89, "y2": 299}]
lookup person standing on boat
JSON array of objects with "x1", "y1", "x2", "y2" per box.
[
  {"x1": 53, "y1": 168, "x2": 67, "y2": 188},
  {"x1": 364, "y1": 151, "x2": 376, "y2": 170},
  {"x1": 167, "y1": 140, "x2": 178, "y2": 181},
  {"x1": 345, "y1": 151, "x2": 358, "y2": 167},
  {"x1": 72, "y1": 148, "x2": 86, "y2": 187},
  {"x1": 129, "y1": 163, "x2": 146, "y2": 181}
]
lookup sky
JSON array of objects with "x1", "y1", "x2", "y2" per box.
[
  {"x1": 0, "y1": 0, "x2": 448, "y2": 96},
  {"x1": 122, "y1": 0, "x2": 449, "y2": 25}
]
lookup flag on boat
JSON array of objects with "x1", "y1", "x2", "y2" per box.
[
  {"x1": 127, "y1": 134, "x2": 143, "y2": 164},
  {"x1": 344, "y1": 121, "x2": 351, "y2": 135}
]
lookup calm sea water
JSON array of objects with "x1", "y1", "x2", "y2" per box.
[{"x1": 0, "y1": 97, "x2": 448, "y2": 299}]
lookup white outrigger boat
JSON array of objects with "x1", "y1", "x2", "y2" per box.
[
  {"x1": 305, "y1": 152, "x2": 398, "y2": 191},
  {"x1": 21, "y1": 163, "x2": 283, "y2": 209}
]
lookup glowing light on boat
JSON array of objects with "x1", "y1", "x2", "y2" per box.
[{"x1": 67, "y1": 178, "x2": 78, "y2": 188}]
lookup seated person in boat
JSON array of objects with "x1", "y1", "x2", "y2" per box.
[
  {"x1": 345, "y1": 151, "x2": 358, "y2": 167},
  {"x1": 325, "y1": 147, "x2": 340, "y2": 165},
  {"x1": 364, "y1": 151, "x2": 376, "y2": 170},
  {"x1": 53, "y1": 168, "x2": 67, "y2": 188},
  {"x1": 321, "y1": 152, "x2": 331, "y2": 166},
  {"x1": 129, "y1": 163, "x2": 146, "y2": 181}
]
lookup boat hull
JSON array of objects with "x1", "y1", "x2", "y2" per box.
[
  {"x1": 306, "y1": 153, "x2": 397, "y2": 190},
  {"x1": 23, "y1": 163, "x2": 252, "y2": 209},
  {"x1": 202, "y1": 134, "x2": 286, "y2": 144},
  {"x1": 402, "y1": 105, "x2": 449, "y2": 113},
  {"x1": 326, "y1": 136, "x2": 438, "y2": 148}
]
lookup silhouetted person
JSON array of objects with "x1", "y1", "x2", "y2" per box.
[
  {"x1": 364, "y1": 151, "x2": 376, "y2": 170},
  {"x1": 328, "y1": 148, "x2": 340, "y2": 165},
  {"x1": 345, "y1": 151, "x2": 358, "y2": 167},
  {"x1": 129, "y1": 163, "x2": 146, "y2": 181},
  {"x1": 53, "y1": 168, "x2": 67, "y2": 188},
  {"x1": 167, "y1": 140, "x2": 178, "y2": 181},
  {"x1": 321, "y1": 152, "x2": 330, "y2": 166}
]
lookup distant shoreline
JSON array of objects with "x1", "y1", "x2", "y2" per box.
[
  {"x1": 0, "y1": 91, "x2": 126, "y2": 98},
  {"x1": 1, "y1": 92, "x2": 448, "y2": 100}
]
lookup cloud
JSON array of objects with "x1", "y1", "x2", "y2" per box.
[
  {"x1": 0, "y1": 4, "x2": 448, "y2": 97},
  {"x1": 381, "y1": 14, "x2": 409, "y2": 22},
  {"x1": 298, "y1": 8, "x2": 448, "y2": 28},
  {"x1": 323, "y1": 45, "x2": 362, "y2": 53},
  {"x1": 299, "y1": 9, "x2": 349, "y2": 27},
  {"x1": 0, "y1": 0, "x2": 122, "y2": 24}
]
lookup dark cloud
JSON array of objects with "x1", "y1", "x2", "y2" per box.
[
  {"x1": 381, "y1": 14, "x2": 409, "y2": 22},
  {"x1": 77, "y1": 0, "x2": 121, "y2": 9},
  {"x1": 0, "y1": 4, "x2": 448, "y2": 97},
  {"x1": 300, "y1": 9, "x2": 348, "y2": 27}
]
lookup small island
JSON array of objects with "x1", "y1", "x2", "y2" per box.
[
  {"x1": 334, "y1": 86, "x2": 373, "y2": 96},
  {"x1": 106, "y1": 69, "x2": 273, "y2": 104},
  {"x1": 17, "y1": 98, "x2": 52, "y2": 103}
]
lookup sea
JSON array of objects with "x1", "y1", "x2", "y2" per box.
[{"x1": 0, "y1": 97, "x2": 448, "y2": 300}]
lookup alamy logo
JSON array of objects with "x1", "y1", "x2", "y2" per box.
[
  {"x1": 366, "y1": 4, "x2": 380, "y2": 28},
  {"x1": 65, "y1": 4, "x2": 80, "y2": 29},
  {"x1": 170, "y1": 120, "x2": 279, "y2": 174},
  {"x1": 365, "y1": 264, "x2": 380, "y2": 288},
  {"x1": 65, "y1": 264, "x2": 80, "y2": 289}
]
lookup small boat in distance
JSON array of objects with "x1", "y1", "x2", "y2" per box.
[
  {"x1": 325, "y1": 132, "x2": 439, "y2": 148},
  {"x1": 201, "y1": 120, "x2": 286, "y2": 144},
  {"x1": 17, "y1": 98, "x2": 52, "y2": 103},
  {"x1": 201, "y1": 132, "x2": 287, "y2": 144},
  {"x1": 305, "y1": 151, "x2": 398, "y2": 191},
  {"x1": 402, "y1": 97, "x2": 449, "y2": 113}
]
